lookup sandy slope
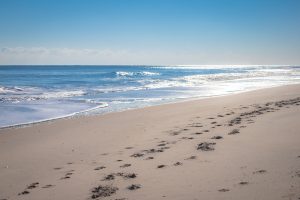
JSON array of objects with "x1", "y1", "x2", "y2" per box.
[{"x1": 0, "y1": 84, "x2": 300, "y2": 200}]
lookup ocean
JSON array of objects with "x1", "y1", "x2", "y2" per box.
[{"x1": 0, "y1": 65, "x2": 299, "y2": 128}]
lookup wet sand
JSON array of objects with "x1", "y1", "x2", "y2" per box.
[{"x1": 0, "y1": 84, "x2": 300, "y2": 200}]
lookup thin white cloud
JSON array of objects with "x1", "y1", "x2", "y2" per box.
[
  {"x1": 0, "y1": 47, "x2": 140, "y2": 65},
  {"x1": 1, "y1": 47, "x2": 126, "y2": 57},
  {"x1": 0, "y1": 46, "x2": 299, "y2": 65}
]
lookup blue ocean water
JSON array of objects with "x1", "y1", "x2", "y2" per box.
[{"x1": 0, "y1": 65, "x2": 300, "y2": 128}]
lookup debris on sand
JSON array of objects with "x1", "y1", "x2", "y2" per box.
[
  {"x1": 197, "y1": 142, "x2": 216, "y2": 151},
  {"x1": 157, "y1": 165, "x2": 166, "y2": 168},
  {"x1": 91, "y1": 185, "x2": 118, "y2": 199}
]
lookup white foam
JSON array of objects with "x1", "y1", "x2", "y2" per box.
[
  {"x1": 151, "y1": 65, "x2": 294, "y2": 70},
  {"x1": 116, "y1": 71, "x2": 160, "y2": 77},
  {"x1": 138, "y1": 71, "x2": 160, "y2": 76},
  {"x1": 1, "y1": 65, "x2": 300, "y2": 129},
  {"x1": 0, "y1": 86, "x2": 25, "y2": 94},
  {"x1": 41, "y1": 90, "x2": 86, "y2": 99},
  {"x1": 116, "y1": 71, "x2": 134, "y2": 76},
  {"x1": 0, "y1": 89, "x2": 87, "y2": 103}
]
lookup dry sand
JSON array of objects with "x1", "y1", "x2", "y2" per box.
[{"x1": 0, "y1": 84, "x2": 300, "y2": 200}]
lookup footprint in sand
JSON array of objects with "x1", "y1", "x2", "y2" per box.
[
  {"x1": 27, "y1": 182, "x2": 39, "y2": 189},
  {"x1": 127, "y1": 184, "x2": 141, "y2": 190},
  {"x1": 253, "y1": 169, "x2": 267, "y2": 174},
  {"x1": 211, "y1": 136, "x2": 223, "y2": 140},
  {"x1": 120, "y1": 163, "x2": 131, "y2": 168},
  {"x1": 117, "y1": 172, "x2": 137, "y2": 179},
  {"x1": 218, "y1": 188, "x2": 230, "y2": 192},
  {"x1": 131, "y1": 153, "x2": 144, "y2": 158},
  {"x1": 42, "y1": 184, "x2": 55, "y2": 189},
  {"x1": 228, "y1": 129, "x2": 240, "y2": 135},
  {"x1": 60, "y1": 171, "x2": 73, "y2": 180},
  {"x1": 185, "y1": 156, "x2": 197, "y2": 160},
  {"x1": 194, "y1": 132, "x2": 203, "y2": 135},
  {"x1": 18, "y1": 182, "x2": 39, "y2": 196},
  {"x1": 197, "y1": 142, "x2": 216, "y2": 151},
  {"x1": 94, "y1": 166, "x2": 106, "y2": 170},
  {"x1": 181, "y1": 136, "x2": 194, "y2": 140},
  {"x1": 145, "y1": 156, "x2": 154, "y2": 160},
  {"x1": 170, "y1": 131, "x2": 181, "y2": 136},
  {"x1": 18, "y1": 190, "x2": 30, "y2": 195},
  {"x1": 91, "y1": 185, "x2": 118, "y2": 199},
  {"x1": 174, "y1": 162, "x2": 183, "y2": 166},
  {"x1": 102, "y1": 174, "x2": 115, "y2": 181}
]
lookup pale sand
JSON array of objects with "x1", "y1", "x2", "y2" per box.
[{"x1": 0, "y1": 84, "x2": 300, "y2": 200}]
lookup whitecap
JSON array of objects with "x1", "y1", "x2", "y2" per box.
[{"x1": 115, "y1": 71, "x2": 160, "y2": 77}]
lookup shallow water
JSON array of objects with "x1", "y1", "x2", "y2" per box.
[{"x1": 0, "y1": 65, "x2": 299, "y2": 128}]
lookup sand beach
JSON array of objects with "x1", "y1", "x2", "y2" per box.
[{"x1": 0, "y1": 84, "x2": 300, "y2": 200}]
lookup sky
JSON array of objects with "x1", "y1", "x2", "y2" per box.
[{"x1": 0, "y1": 0, "x2": 300, "y2": 65}]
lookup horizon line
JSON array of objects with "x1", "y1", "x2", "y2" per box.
[{"x1": 0, "y1": 64, "x2": 299, "y2": 67}]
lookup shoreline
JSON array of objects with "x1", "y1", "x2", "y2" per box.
[
  {"x1": 1, "y1": 83, "x2": 299, "y2": 130},
  {"x1": 0, "y1": 84, "x2": 300, "y2": 200}
]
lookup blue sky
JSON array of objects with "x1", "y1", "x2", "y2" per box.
[{"x1": 0, "y1": 0, "x2": 300, "y2": 65}]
